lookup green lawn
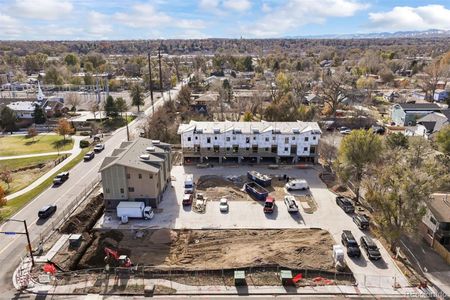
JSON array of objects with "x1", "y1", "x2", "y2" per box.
[
  {"x1": 0, "y1": 148, "x2": 90, "y2": 222},
  {"x1": 0, "y1": 135, "x2": 74, "y2": 156},
  {"x1": 0, "y1": 154, "x2": 61, "y2": 170}
]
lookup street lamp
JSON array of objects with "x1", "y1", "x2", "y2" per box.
[{"x1": 1, "y1": 219, "x2": 34, "y2": 267}]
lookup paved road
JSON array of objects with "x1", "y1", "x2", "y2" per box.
[{"x1": 0, "y1": 83, "x2": 182, "y2": 297}]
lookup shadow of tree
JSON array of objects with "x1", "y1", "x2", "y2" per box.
[{"x1": 52, "y1": 139, "x2": 72, "y2": 149}]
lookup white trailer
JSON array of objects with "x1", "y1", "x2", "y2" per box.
[{"x1": 116, "y1": 201, "x2": 154, "y2": 220}]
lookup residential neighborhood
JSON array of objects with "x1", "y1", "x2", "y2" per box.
[{"x1": 0, "y1": 2, "x2": 450, "y2": 299}]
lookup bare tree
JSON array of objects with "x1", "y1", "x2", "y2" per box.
[
  {"x1": 66, "y1": 93, "x2": 81, "y2": 112},
  {"x1": 318, "y1": 71, "x2": 352, "y2": 119},
  {"x1": 420, "y1": 55, "x2": 450, "y2": 101}
]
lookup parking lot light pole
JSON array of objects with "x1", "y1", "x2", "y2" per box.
[{"x1": 1, "y1": 219, "x2": 34, "y2": 267}]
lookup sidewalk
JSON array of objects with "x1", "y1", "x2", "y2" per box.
[
  {"x1": 0, "y1": 151, "x2": 72, "y2": 161},
  {"x1": 6, "y1": 136, "x2": 84, "y2": 200},
  {"x1": 16, "y1": 269, "x2": 429, "y2": 297}
]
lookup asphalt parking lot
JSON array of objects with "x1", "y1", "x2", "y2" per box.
[{"x1": 98, "y1": 164, "x2": 409, "y2": 289}]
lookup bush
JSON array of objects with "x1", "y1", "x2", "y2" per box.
[{"x1": 79, "y1": 140, "x2": 90, "y2": 148}]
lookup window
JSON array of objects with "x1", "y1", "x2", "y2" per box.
[
  {"x1": 272, "y1": 137, "x2": 276, "y2": 141},
  {"x1": 226, "y1": 137, "x2": 230, "y2": 142},
  {"x1": 207, "y1": 137, "x2": 211, "y2": 143},
  {"x1": 138, "y1": 174, "x2": 142, "y2": 179},
  {"x1": 207, "y1": 147, "x2": 211, "y2": 150},
  {"x1": 105, "y1": 188, "x2": 110, "y2": 193},
  {"x1": 149, "y1": 174, "x2": 153, "y2": 179},
  {"x1": 427, "y1": 228, "x2": 434, "y2": 237},
  {"x1": 214, "y1": 136, "x2": 217, "y2": 140},
  {"x1": 195, "y1": 136, "x2": 198, "y2": 140},
  {"x1": 253, "y1": 136, "x2": 256, "y2": 140},
  {"x1": 128, "y1": 187, "x2": 135, "y2": 192},
  {"x1": 284, "y1": 147, "x2": 289, "y2": 152},
  {"x1": 246, "y1": 137, "x2": 250, "y2": 143},
  {"x1": 120, "y1": 188, "x2": 124, "y2": 194},
  {"x1": 430, "y1": 216, "x2": 437, "y2": 225},
  {"x1": 292, "y1": 136, "x2": 295, "y2": 140},
  {"x1": 233, "y1": 136, "x2": 236, "y2": 140},
  {"x1": 305, "y1": 137, "x2": 309, "y2": 142},
  {"x1": 304, "y1": 147, "x2": 308, "y2": 152},
  {"x1": 246, "y1": 147, "x2": 249, "y2": 151},
  {"x1": 313, "y1": 136, "x2": 316, "y2": 140},
  {"x1": 126, "y1": 173, "x2": 130, "y2": 179},
  {"x1": 226, "y1": 147, "x2": 230, "y2": 151},
  {"x1": 265, "y1": 148, "x2": 269, "y2": 151},
  {"x1": 265, "y1": 137, "x2": 269, "y2": 142},
  {"x1": 285, "y1": 137, "x2": 289, "y2": 144},
  {"x1": 187, "y1": 137, "x2": 191, "y2": 141}
]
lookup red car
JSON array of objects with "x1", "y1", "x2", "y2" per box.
[
  {"x1": 182, "y1": 193, "x2": 193, "y2": 206},
  {"x1": 264, "y1": 196, "x2": 275, "y2": 213}
]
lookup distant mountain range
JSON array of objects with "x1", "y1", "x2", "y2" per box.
[{"x1": 288, "y1": 29, "x2": 450, "y2": 39}]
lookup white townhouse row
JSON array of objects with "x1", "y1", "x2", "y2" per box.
[{"x1": 177, "y1": 121, "x2": 322, "y2": 164}]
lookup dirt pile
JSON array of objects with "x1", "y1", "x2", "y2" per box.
[
  {"x1": 78, "y1": 229, "x2": 335, "y2": 272},
  {"x1": 196, "y1": 175, "x2": 248, "y2": 201},
  {"x1": 60, "y1": 194, "x2": 104, "y2": 234}
]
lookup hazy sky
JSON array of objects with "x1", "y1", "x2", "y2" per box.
[{"x1": 0, "y1": 0, "x2": 449, "y2": 40}]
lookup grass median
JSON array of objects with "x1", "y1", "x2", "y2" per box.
[{"x1": 0, "y1": 148, "x2": 90, "y2": 222}]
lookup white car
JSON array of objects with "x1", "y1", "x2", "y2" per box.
[
  {"x1": 339, "y1": 127, "x2": 351, "y2": 135},
  {"x1": 284, "y1": 195, "x2": 299, "y2": 213},
  {"x1": 94, "y1": 143, "x2": 105, "y2": 152},
  {"x1": 219, "y1": 198, "x2": 229, "y2": 213},
  {"x1": 285, "y1": 179, "x2": 309, "y2": 191}
]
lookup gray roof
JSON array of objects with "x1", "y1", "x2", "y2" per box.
[
  {"x1": 178, "y1": 121, "x2": 322, "y2": 135},
  {"x1": 417, "y1": 112, "x2": 449, "y2": 133},
  {"x1": 397, "y1": 103, "x2": 441, "y2": 111},
  {"x1": 99, "y1": 138, "x2": 170, "y2": 173},
  {"x1": 428, "y1": 194, "x2": 450, "y2": 223}
]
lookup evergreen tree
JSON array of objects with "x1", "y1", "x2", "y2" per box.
[
  {"x1": 0, "y1": 107, "x2": 17, "y2": 133},
  {"x1": 130, "y1": 84, "x2": 144, "y2": 113},
  {"x1": 33, "y1": 105, "x2": 47, "y2": 124},
  {"x1": 104, "y1": 95, "x2": 118, "y2": 118}
]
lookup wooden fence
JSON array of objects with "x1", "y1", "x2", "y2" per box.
[{"x1": 432, "y1": 240, "x2": 450, "y2": 265}]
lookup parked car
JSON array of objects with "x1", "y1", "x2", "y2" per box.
[
  {"x1": 353, "y1": 214, "x2": 369, "y2": 230},
  {"x1": 284, "y1": 195, "x2": 299, "y2": 213},
  {"x1": 336, "y1": 196, "x2": 355, "y2": 213},
  {"x1": 94, "y1": 143, "x2": 105, "y2": 152},
  {"x1": 339, "y1": 127, "x2": 351, "y2": 135},
  {"x1": 84, "y1": 151, "x2": 95, "y2": 161},
  {"x1": 264, "y1": 196, "x2": 275, "y2": 213},
  {"x1": 182, "y1": 193, "x2": 193, "y2": 206},
  {"x1": 219, "y1": 198, "x2": 229, "y2": 212},
  {"x1": 360, "y1": 236, "x2": 382, "y2": 260},
  {"x1": 38, "y1": 204, "x2": 57, "y2": 219},
  {"x1": 53, "y1": 172, "x2": 69, "y2": 185},
  {"x1": 341, "y1": 230, "x2": 361, "y2": 257},
  {"x1": 285, "y1": 179, "x2": 309, "y2": 191},
  {"x1": 371, "y1": 125, "x2": 386, "y2": 135}
]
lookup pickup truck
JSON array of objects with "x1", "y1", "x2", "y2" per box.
[
  {"x1": 264, "y1": 196, "x2": 275, "y2": 213},
  {"x1": 53, "y1": 172, "x2": 69, "y2": 185}
]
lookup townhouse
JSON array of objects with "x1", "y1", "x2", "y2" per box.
[{"x1": 177, "y1": 121, "x2": 321, "y2": 164}]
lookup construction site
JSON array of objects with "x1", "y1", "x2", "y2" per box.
[{"x1": 32, "y1": 172, "x2": 354, "y2": 292}]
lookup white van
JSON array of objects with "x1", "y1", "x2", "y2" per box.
[
  {"x1": 184, "y1": 174, "x2": 194, "y2": 194},
  {"x1": 285, "y1": 179, "x2": 309, "y2": 191}
]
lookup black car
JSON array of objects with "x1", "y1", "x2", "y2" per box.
[
  {"x1": 353, "y1": 214, "x2": 369, "y2": 230},
  {"x1": 341, "y1": 230, "x2": 361, "y2": 257},
  {"x1": 360, "y1": 236, "x2": 382, "y2": 260},
  {"x1": 53, "y1": 172, "x2": 69, "y2": 185},
  {"x1": 84, "y1": 151, "x2": 95, "y2": 161},
  {"x1": 336, "y1": 196, "x2": 355, "y2": 213},
  {"x1": 38, "y1": 205, "x2": 57, "y2": 219},
  {"x1": 371, "y1": 125, "x2": 386, "y2": 135}
]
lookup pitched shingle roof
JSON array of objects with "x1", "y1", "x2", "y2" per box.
[
  {"x1": 398, "y1": 103, "x2": 441, "y2": 111},
  {"x1": 428, "y1": 194, "x2": 450, "y2": 223}
]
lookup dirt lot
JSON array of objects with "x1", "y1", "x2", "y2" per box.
[{"x1": 76, "y1": 229, "x2": 335, "y2": 271}]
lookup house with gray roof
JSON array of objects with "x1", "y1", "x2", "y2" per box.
[
  {"x1": 391, "y1": 103, "x2": 442, "y2": 126},
  {"x1": 99, "y1": 138, "x2": 171, "y2": 209},
  {"x1": 405, "y1": 111, "x2": 449, "y2": 139}
]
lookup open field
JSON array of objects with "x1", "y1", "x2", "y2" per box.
[
  {"x1": 0, "y1": 135, "x2": 73, "y2": 156},
  {"x1": 0, "y1": 154, "x2": 62, "y2": 194}
]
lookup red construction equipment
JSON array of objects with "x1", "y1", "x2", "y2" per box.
[{"x1": 104, "y1": 247, "x2": 132, "y2": 267}]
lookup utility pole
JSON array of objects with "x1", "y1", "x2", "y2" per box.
[
  {"x1": 158, "y1": 43, "x2": 163, "y2": 99},
  {"x1": 125, "y1": 111, "x2": 130, "y2": 141},
  {"x1": 1, "y1": 219, "x2": 34, "y2": 267},
  {"x1": 147, "y1": 45, "x2": 154, "y2": 114}
]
